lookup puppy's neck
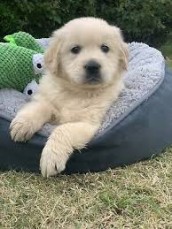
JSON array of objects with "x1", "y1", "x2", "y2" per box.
[{"x1": 39, "y1": 73, "x2": 123, "y2": 106}]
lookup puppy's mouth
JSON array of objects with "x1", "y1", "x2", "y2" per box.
[{"x1": 84, "y1": 73, "x2": 103, "y2": 85}]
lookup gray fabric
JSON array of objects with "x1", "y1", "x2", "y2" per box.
[{"x1": 0, "y1": 42, "x2": 165, "y2": 138}]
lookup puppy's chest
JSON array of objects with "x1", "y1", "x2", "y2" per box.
[{"x1": 52, "y1": 96, "x2": 107, "y2": 124}]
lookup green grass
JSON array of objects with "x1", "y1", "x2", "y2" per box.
[{"x1": 1, "y1": 148, "x2": 172, "y2": 229}]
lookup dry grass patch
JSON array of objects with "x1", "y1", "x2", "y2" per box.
[{"x1": 0, "y1": 148, "x2": 172, "y2": 229}]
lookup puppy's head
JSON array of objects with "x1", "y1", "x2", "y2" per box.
[{"x1": 45, "y1": 17, "x2": 128, "y2": 88}]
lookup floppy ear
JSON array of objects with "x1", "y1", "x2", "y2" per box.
[
  {"x1": 119, "y1": 41, "x2": 129, "y2": 71},
  {"x1": 44, "y1": 29, "x2": 63, "y2": 75},
  {"x1": 112, "y1": 26, "x2": 129, "y2": 71}
]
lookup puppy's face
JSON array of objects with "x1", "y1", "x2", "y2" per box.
[{"x1": 45, "y1": 18, "x2": 128, "y2": 87}]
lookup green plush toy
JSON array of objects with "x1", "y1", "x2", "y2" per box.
[
  {"x1": 4, "y1": 32, "x2": 44, "y2": 53},
  {"x1": 0, "y1": 32, "x2": 45, "y2": 91}
]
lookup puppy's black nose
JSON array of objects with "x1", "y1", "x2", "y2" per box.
[{"x1": 84, "y1": 60, "x2": 101, "y2": 75}]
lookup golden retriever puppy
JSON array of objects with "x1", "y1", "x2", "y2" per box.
[{"x1": 10, "y1": 17, "x2": 128, "y2": 177}]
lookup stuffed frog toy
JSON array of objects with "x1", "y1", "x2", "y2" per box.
[{"x1": 0, "y1": 32, "x2": 45, "y2": 92}]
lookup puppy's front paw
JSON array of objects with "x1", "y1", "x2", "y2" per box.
[
  {"x1": 40, "y1": 144, "x2": 68, "y2": 177},
  {"x1": 10, "y1": 116, "x2": 35, "y2": 142}
]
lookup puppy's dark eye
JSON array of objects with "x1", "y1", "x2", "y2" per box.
[
  {"x1": 101, "y1": 44, "x2": 109, "y2": 53},
  {"x1": 71, "y1": 46, "x2": 81, "y2": 54}
]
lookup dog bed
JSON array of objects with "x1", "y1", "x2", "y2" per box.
[{"x1": 0, "y1": 41, "x2": 172, "y2": 174}]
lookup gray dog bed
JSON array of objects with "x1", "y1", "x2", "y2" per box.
[{"x1": 0, "y1": 41, "x2": 172, "y2": 174}]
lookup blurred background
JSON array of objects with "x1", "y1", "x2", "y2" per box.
[{"x1": 0, "y1": 0, "x2": 171, "y2": 65}]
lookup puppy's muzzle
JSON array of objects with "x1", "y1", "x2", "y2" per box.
[{"x1": 84, "y1": 60, "x2": 101, "y2": 83}]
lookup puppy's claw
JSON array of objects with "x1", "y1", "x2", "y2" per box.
[
  {"x1": 10, "y1": 117, "x2": 34, "y2": 142},
  {"x1": 40, "y1": 145, "x2": 67, "y2": 177}
]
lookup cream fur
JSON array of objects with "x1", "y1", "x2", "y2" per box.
[{"x1": 10, "y1": 17, "x2": 128, "y2": 177}]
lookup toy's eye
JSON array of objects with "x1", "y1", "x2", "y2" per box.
[
  {"x1": 27, "y1": 89, "x2": 33, "y2": 95},
  {"x1": 37, "y1": 63, "x2": 42, "y2": 69},
  {"x1": 101, "y1": 44, "x2": 110, "y2": 53},
  {"x1": 71, "y1": 46, "x2": 81, "y2": 54}
]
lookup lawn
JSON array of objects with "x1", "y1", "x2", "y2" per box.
[
  {"x1": 1, "y1": 149, "x2": 172, "y2": 229},
  {"x1": 1, "y1": 34, "x2": 172, "y2": 229}
]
